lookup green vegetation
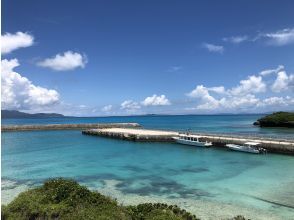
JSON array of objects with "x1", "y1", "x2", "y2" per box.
[
  {"x1": 254, "y1": 112, "x2": 294, "y2": 127},
  {"x1": 2, "y1": 178, "x2": 247, "y2": 220},
  {"x1": 1, "y1": 110, "x2": 64, "y2": 119},
  {"x1": 1, "y1": 178, "x2": 199, "y2": 220}
]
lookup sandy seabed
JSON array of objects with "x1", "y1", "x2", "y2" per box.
[{"x1": 98, "y1": 180, "x2": 292, "y2": 220}]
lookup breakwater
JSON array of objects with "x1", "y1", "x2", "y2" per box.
[
  {"x1": 1, "y1": 123, "x2": 140, "y2": 132},
  {"x1": 82, "y1": 128, "x2": 294, "y2": 155},
  {"x1": 82, "y1": 128, "x2": 177, "y2": 142}
]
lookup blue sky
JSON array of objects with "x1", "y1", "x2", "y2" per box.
[{"x1": 1, "y1": 0, "x2": 294, "y2": 116}]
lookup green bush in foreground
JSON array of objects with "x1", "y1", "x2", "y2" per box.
[
  {"x1": 2, "y1": 178, "x2": 247, "y2": 220},
  {"x1": 1, "y1": 178, "x2": 198, "y2": 220}
]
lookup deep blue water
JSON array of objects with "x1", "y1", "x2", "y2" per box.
[
  {"x1": 2, "y1": 114, "x2": 294, "y2": 138},
  {"x1": 2, "y1": 115, "x2": 294, "y2": 219}
]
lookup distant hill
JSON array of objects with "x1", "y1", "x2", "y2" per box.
[
  {"x1": 253, "y1": 111, "x2": 294, "y2": 128},
  {"x1": 1, "y1": 110, "x2": 65, "y2": 119}
]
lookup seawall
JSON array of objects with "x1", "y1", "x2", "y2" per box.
[{"x1": 1, "y1": 123, "x2": 140, "y2": 132}]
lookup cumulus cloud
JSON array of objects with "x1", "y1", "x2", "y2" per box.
[
  {"x1": 1, "y1": 59, "x2": 60, "y2": 110},
  {"x1": 258, "y1": 66, "x2": 294, "y2": 92},
  {"x1": 1, "y1": 32, "x2": 34, "y2": 54},
  {"x1": 202, "y1": 43, "x2": 224, "y2": 53},
  {"x1": 186, "y1": 66, "x2": 294, "y2": 112},
  {"x1": 223, "y1": 35, "x2": 248, "y2": 44},
  {"x1": 37, "y1": 51, "x2": 87, "y2": 71},
  {"x1": 229, "y1": 75, "x2": 266, "y2": 96},
  {"x1": 187, "y1": 85, "x2": 220, "y2": 109},
  {"x1": 120, "y1": 100, "x2": 141, "y2": 111},
  {"x1": 101, "y1": 105, "x2": 112, "y2": 112},
  {"x1": 207, "y1": 86, "x2": 227, "y2": 94},
  {"x1": 271, "y1": 71, "x2": 294, "y2": 92},
  {"x1": 223, "y1": 94, "x2": 260, "y2": 109},
  {"x1": 142, "y1": 94, "x2": 171, "y2": 106},
  {"x1": 259, "y1": 97, "x2": 286, "y2": 107}
]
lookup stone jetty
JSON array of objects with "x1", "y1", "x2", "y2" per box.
[
  {"x1": 2, "y1": 123, "x2": 140, "y2": 132},
  {"x1": 82, "y1": 128, "x2": 177, "y2": 141},
  {"x1": 82, "y1": 128, "x2": 294, "y2": 155}
]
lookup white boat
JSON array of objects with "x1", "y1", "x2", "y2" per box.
[
  {"x1": 173, "y1": 133, "x2": 212, "y2": 147},
  {"x1": 226, "y1": 142, "x2": 266, "y2": 154}
]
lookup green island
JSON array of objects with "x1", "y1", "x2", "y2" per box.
[
  {"x1": 253, "y1": 112, "x2": 294, "y2": 128},
  {"x1": 1, "y1": 178, "x2": 246, "y2": 220}
]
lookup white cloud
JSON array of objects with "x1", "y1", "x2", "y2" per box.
[
  {"x1": 207, "y1": 86, "x2": 227, "y2": 94},
  {"x1": 223, "y1": 35, "x2": 248, "y2": 44},
  {"x1": 187, "y1": 85, "x2": 220, "y2": 109},
  {"x1": 37, "y1": 51, "x2": 87, "y2": 71},
  {"x1": 187, "y1": 85, "x2": 208, "y2": 98},
  {"x1": 271, "y1": 71, "x2": 294, "y2": 92},
  {"x1": 202, "y1": 43, "x2": 224, "y2": 53},
  {"x1": 259, "y1": 65, "x2": 284, "y2": 76},
  {"x1": 262, "y1": 28, "x2": 294, "y2": 46},
  {"x1": 120, "y1": 100, "x2": 141, "y2": 111},
  {"x1": 256, "y1": 96, "x2": 294, "y2": 109},
  {"x1": 223, "y1": 94, "x2": 260, "y2": 109},
  {"x1": 101, "y1": 105, "x2": 112, "y2": 112},
  {"x1": 222, "y1": 28, "x2": 294, "y2": 47},
  {"x1": 259, "y1": 97, "x2": 286, "y2": 106},
  {"x1": 1, "y1": 32, "x2": 34, "y2": 54},
  {"x1": 1, "y1": 59, "x2": 60, "y2": 110},
  {"x1": 258, "y1": 65, "x2": 294, "y2": 92},
  {"x1": 186, "y1": 66, "x2": 293, "y2": 112},
  {"x1": 230, "y1": 75, "x2": 266, "y2": 96},
  {"x1": 142, "y1": 94, "x2": 171, "y2": 106}
]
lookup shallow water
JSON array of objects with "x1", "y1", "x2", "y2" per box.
[{"x1": 2, "y1": 126, "x2": 294, "y2": 219}]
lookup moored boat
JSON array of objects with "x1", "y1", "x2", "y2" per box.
[
  {"x1": 173, "y1": 133, "x2": 212, "y2": 147},
  {"x1": 226, "y1": 142, "x2": 266, "y2": 154}
]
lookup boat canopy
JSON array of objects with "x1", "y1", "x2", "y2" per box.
[
  {"x1": 244, "y1": 142, "x2": 260, "y2": 146},
  {"x1": 179, "y1": 134, "x2": 203, "y2": 138}
]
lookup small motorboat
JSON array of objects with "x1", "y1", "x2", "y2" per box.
[
  {"x1": 173, "y1": 133, "x2": 212, "y2": 147},
  {"x1": 226, "y1": 142, "x2": 266, "y2": 154}
]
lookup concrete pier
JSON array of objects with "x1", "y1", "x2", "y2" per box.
[
  {"x1": 83, "y1": 128, "x2": 177, "y2": 142},
  {"x1": 2, "y1": 123, "x2": 140, "y2": 132},
  {"x1": 82, "y1": 128, "x2": 294, "y2": 155}
]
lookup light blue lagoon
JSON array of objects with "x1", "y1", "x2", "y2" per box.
[{"x1": 2, "y1": 115, "x2": 294, "y2": 219}]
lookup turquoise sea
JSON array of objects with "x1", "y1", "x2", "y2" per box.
[{"x1": 2, "y1": 115, "x2": 294, "y2": 219}]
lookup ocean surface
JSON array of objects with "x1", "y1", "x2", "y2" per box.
[{"x1": 2, "y1": 115, "x2": 294, "y2": 219}]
